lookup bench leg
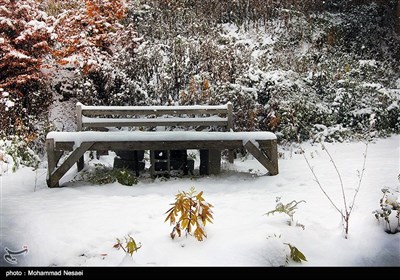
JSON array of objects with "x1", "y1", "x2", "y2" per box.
[
  {"x1": 77, "y1": 156, "x2": 84, "y2": 172},
  {"x1": 228, "y1": 149, "x2": 235, "y2": 163},
  {"x1": 150, "y1": 150, "x2": 155, "y2": 177},
  {"x1": 48, "y1": 142, "x2": 94, "y2": 188},
  {"x1": 133, "y1": 151, "x2": 140, "y2": 177},
  {"x1": 200, "y1": 149, "x2": 221, "y2": 175},
  {"x1": 264, "y1": 139, "x2": 278, "y2": 175},
  {"x1": 46, "y1": 139, "x2": 59, "y2": 188},
  {"x1": 244, "y1": 140, "x2": 278, "y2": 175}
]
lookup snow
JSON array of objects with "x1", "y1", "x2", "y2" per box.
[
  {"x1": 58, "y1": 55, "x2": 81, "y2": 68},
  {"x1": 50, "y1": 33, "x2": 58, "y2": 40},
  {"x1": 47, "y1": 96, "x2": 78, "y2": 132},
  {"x1": 387, "y1": 101, "x2": 399, "y2": 111},
  {"x1": 1, "y1": 136, "x2": 399, "y2": 266},
  {"x1": 359, "y1": 59, "x2": 377, "y2": 68},
  {"x1": 27, "y1": 20, "x2": 47, "y2": 30},
  {"x1": 5, "y1": 100, "x2": 14, "y2": 108},
  {"x1": 9, "y1": 50, "x2": 30, "y2": 59},
  {"x1": 352, "y1": 108, "x2": 373, "y2": 116},
  {"x1": 263, "y1": 36, "x2": 275, "y2": 46},
  {"x1": 362, "y1": 82, "x2": 382, "y2": 89},
  {"x1": 221, "y1": 23, "x2": 277, "y2": 56},
  {"x1": 0, "y1": 17, "x2": 13, "y2": 28},
  {"x1": 46, "y1": 131, "x2": 277, "y2": 149},
  {"x1": 263, "y1": 70, "x2": 297, "y2": 87}
]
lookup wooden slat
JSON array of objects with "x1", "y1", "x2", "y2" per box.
[
  {"x1": 76, "y1": 103, "x2": 83, "y2": 131},
  {"x1": 48, "y1": 142, "x2": 94, "y2": 188},
  {"x1": 226, "y1": 102, "x2": 235, "y2": 163},
  {"x1": 55, "y1": 142, "x2": 75, "y2": 151},
  {"x1": 55, "y1": 140, "x2": 243, "y2": 152},
  {"x1": 88, "y1": 140, "x2": 244, "y2": 151},
  {"x1": 227, "y1": 102, "x2": 233, "y2": 131},
  {"x1": 82, "y1": 119, "x2": 228, "y2": 128},
  {"x1": 82, "y1": 108, "x2": 228, "y2": 116},
  {"x1": 54, "y1": 140, "x2": 276, "y2": 153},
  {"x1": 244, "y1": 140, "x2": 278, "y2": 175}
]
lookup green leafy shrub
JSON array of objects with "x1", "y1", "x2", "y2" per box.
[
  {"x1": 165, "y1": 187, "x2": 213, "y2": 241},
  {"x1": 113, "y1": 235, "x2": 142, "y2": 256},
  {"x1": 0, "y1": 136, "x2": 40, "y2": 172},
  {"x1": 82, "y1": 165, "x2": 138, "y2": 186},
  {"x1": 114, "y1": 169, "x2": 138, "y2": 186},
  {"x1": 373, "y1": 187, "x2": 400, "y2": 234}
]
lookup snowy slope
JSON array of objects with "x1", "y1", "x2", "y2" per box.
[{"x1": 1, "y1": 136, "x2": 399, "y2": 266}]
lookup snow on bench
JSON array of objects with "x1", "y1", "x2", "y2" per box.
[
  {"x1": 47, "y1": 131, "x2": 277, "y2": 146},
  {"x1": 46, "y1": 131, "x2": 278, "y2": 188}
]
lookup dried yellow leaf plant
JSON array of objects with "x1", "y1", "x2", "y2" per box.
[{"x1": 165, "y1": 187, "x2": 214, "y2": 241}]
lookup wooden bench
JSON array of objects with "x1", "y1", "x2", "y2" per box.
[
  {"x1": 46, "y1": 103, "x2": 278, "y2": 187},
  {"x1": 46, "y1": 131, "x2": 278, "y2": 188}
]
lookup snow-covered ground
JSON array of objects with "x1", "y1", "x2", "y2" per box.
[{"x1": 1, "y1": 136, "x2": 399, "y2": 267}]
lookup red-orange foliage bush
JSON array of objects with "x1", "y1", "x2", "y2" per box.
[
  {"x1": 51, "y1": 0, "x2": 127, "y2": 72},
  {"x1": 0, "y1": 0, "x2": 52, "y2": 134}
]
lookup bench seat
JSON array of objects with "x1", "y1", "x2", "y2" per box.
[{"x1": 47, "y1": 131, "x2": 276, "y2": 145}]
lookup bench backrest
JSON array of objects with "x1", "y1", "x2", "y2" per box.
[{"x1": 76, "y1": 102, "x2": 233, "y2": 132}]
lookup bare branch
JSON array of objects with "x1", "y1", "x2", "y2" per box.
[
  {"x1": 302, "y1": 150, "x2": 343, "y2": 217},
  {"x1": 320, "y1": 142, "x2": 348, "y2": 215},
  {"x1": 348, "y1": 143, "x2": 368, "y2": 216}
]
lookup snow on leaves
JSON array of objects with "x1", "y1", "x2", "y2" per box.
[
  {"x1": 50, "y1": 0, "x2": 127, "y2": 72},
  {"x1": 0, "y1": 0, "x2": 53, "y2": 134},
  {"x1": 0, "y1": 0, "x2": 51, "y2": 95},
  {"x1": 0, "y1": 0, "x2": 130, "y2": 134}
]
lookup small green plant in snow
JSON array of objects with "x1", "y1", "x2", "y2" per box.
[
  {"x1": 285, "y1": 243, "x2": 307, "y2": 263},
  {"x1": 113, "y1": 235, "x2": 142, "y2": 256},
  {"x1": 82, "y1": 164, "x2": 138, "y2": 186},
  {"x1": 373, "y1": 187, "x2": 400, "y2": 234},
  {"x1": 267, "y1": 234, "x2": 307, "y2": 264},
  {"x1": 265, "y1": 197, "x2": 306, "y2": 229}
]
